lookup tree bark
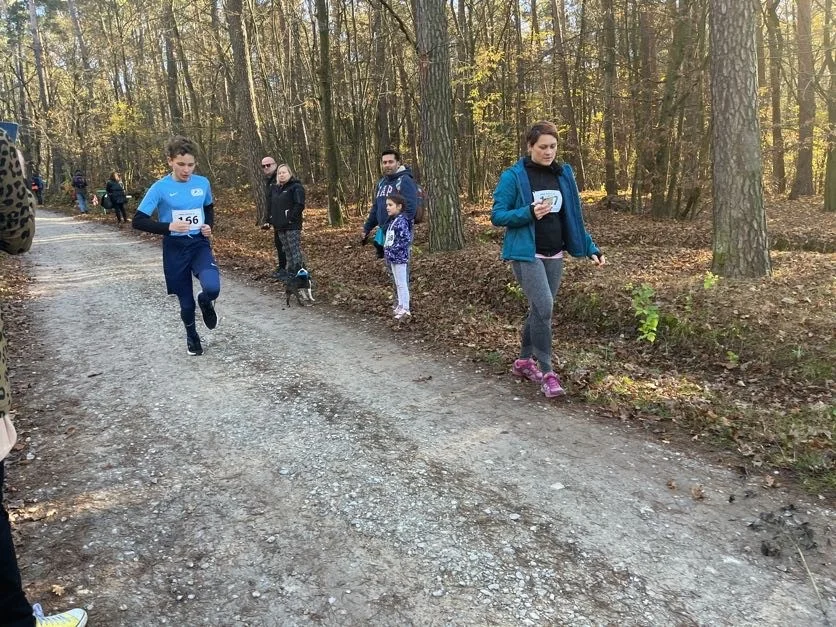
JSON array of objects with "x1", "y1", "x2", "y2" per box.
[
  {"x1": 550, "y1": 0, "x2": 585, "y2": 189},
  {"x1": 225, "y1": 0, "x2": 267, "y2": 224},
  {"x1": 415, "y1": 0, "x2": 464, "y2": 251},
  {"x1": 601, "y1": 0, "x2": 618, "y2": 195},
  {"x1": 314, "y1": 0, "x2": 345, "y2": 225},
  {"x1": 789, "y1": 0, "x2": 815, "y2": 198},
  {"x1": 709, "y1": 0, "x2": 771, "y2": 277},
  {"x1": 651, "y1": 0, "x2": 691, "y2": 219},
  {"x1": 162, "y1": 0, "x2": 183, "y2": 132},
  {"x1": 764, "y1": 0, "x2": 786, "y2": 193},
  {"x1": 26, "y1": 0, "x2": 49, "y2": 112},
  {"x1": 824, "y1": 0, "x2": 836, "y2": 211}
]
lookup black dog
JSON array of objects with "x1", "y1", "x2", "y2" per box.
[{"x1": 285, "y1": 268, "x2": 315, "y2": 306}]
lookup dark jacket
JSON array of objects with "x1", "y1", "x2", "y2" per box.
[
  {"x1": 491, "y1": 159, "x2": 600, "y2": 261},
  {"x1": 363, "y1": 167, "x2": 418, "y2": 235},
  {"x1": 267, "y1": 177, "x2": 305, "y2": 231},
  {"x1": 71, "y1": 174, "x2": 87, "y2": 191},
  {"x1": 106, "y1": 179, "x2": 127, "y2": 205}
]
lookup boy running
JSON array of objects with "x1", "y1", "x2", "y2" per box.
[{"x1": 133, "y1": 136, "x2": 220, "y2": 356}]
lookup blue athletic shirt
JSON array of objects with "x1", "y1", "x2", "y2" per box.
[{"x1": 137, "y1": 174, "x2": 213, "y2": 237}]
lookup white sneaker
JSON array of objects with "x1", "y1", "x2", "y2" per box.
[{"x1": 33, "y1": 603, "x2": 88, "y2": 627}]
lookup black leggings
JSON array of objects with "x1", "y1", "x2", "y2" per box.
[
  {"x1": 113, "y1": 202, "x2": 127, "y2": 223},
  {"x1": 0, "y1": 461, "x2": 34, "y2": 626}
]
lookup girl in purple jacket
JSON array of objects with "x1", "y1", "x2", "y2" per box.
[{"x1": 383, "y1": 193, "x2": 413, "y2": 319}]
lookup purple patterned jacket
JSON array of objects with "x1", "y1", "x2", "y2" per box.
[{"x1": 383, "y1": 214, "x2": 412, "y2": 265}]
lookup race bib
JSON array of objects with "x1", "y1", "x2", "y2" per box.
[
  {"x1": 384, "y1": 227, "x2": 396, "y2": 248},
  {"x1": 171, "y1": 208, "x2": 203, "y2": 227},
  {"x1": 533, "y1": 189, "x2": 563, "y2": 213}
]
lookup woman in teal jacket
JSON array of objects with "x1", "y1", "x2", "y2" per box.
[{"x1": 491, "y1": 120, "x2": 606, "y2": 398}]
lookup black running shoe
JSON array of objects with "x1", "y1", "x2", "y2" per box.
[
  {"x1": 187, "y1": 332, "x2": 203, "y2": 356},
  {"x1": 198, "y1": 293, "x2": 218, "y2": 329}
]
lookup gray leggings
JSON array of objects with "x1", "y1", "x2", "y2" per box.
[{"x1": 511, "y1": 257, "x2": 564, "y2": 372}]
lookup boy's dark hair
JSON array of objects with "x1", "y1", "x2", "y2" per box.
[
  {"x1": 525, "y1": 120, "x2": 559, "y2": 147},
  {"x1": 381, "y1": 146, "x2": 401, "y2": 161},
  {"x1": 166, "y1": 135, "x2": 199, "y2": 159},
  {"x1": 386, "y1": 192, "x2": 406, "y2": 208}
]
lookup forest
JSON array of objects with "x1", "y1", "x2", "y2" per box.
[
  {"x1": 2, "y1": 0, "x2": 834, "y2": 220},
  {"x1": 1, "y1": 0, "x2": 835, "y2": 491}
]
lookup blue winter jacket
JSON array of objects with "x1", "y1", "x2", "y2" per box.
[
  {"x1": 363, "y1": 167, "x2": 418, "y2": 235},
  {"x1": 491, "y1": 159, "x2": 600, "y2": 262}
]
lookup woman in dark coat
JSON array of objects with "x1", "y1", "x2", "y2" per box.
[
  {"x1": 106, "y1": 171, "x2": 128, "y2": 224},
  {"x1": 266, "y1": 164, "x2": 307, "y2": 276}
]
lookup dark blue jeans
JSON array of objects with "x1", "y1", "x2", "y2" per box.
[{"x1": 0, "y1": 460, "x2": 35, "y2": 627}]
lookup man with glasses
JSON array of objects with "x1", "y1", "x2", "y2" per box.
[{"x1": 260, "y1": 157, "x2": 287, "y2": 279}]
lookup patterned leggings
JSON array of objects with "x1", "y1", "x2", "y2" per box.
[{"x1": 277, "y1": 229, "x2": 306, "y2": 272}]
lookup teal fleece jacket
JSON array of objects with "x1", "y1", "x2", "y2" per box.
[{"x1": 491, "y1": 159, "x2": 600, "y2": 262}]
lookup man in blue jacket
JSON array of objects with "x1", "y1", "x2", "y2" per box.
[{"x1": 361, "y1": 148, "x2": 417, "y2": 258}]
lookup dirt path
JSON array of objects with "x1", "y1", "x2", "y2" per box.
[{"x1": 4, "y1": 211, "x2": 834, "y2": 626}]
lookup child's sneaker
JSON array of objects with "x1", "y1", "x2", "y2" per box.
[
  {"x1": 541, "y1": 372, "x2": 566, "y2": 398},
  {"x1": 512, "y1": 358, "x2": 543, "y2": 383},
  {"x1": 394, "y1": 308, "x2": 411, "y2": 320},
  {"x1": 33, "y1": 603, "x2": 88, "y2": 627}
]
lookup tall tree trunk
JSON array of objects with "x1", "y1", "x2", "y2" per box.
[
  {"x1": 209, "y1": 0, "x2": 233, "y2": 112},
  {"x1": 789, "y1": 0, "x2": 815, "y2": 198},
  {"x1": 764, "y1": 0, "x2": 786, "y2": 192},
  {"x1": 601, "y1": 0, "x2": 618, "y2": 195},
  {"x1": 172, "y1": 18, "x2": 200, "y2": 126},
  {"x1": 66, "y1": 0, "x2": 91, "y2": 100},
  {"x1": 824, "y1": 0, "x2": 836, "y2": 211},
  {"x1": 512, "y1": 0, "x2": 527, "y2": 143},
  {"x1": 26, "y1": 0, "x2": 49, "y2": 112},
  {"x1": 550, "y1": 0, "x2": 585, "y2": 189},
  {"x1": 290, "y1": 17, "x2": 315, "y2": 183},
  {"x1": 650, "y1": 0, "x2": 691, "y2": 219},
  {"x1": 631, "y1": 5, "x2": 658, "y2": 212},
  {"x1": 454, "y1": 0, "x2": 477, "y2": 201},
  {"x1": 677, "y1": 0, "x2": 708, "y2": 220},
  {"x1": 314, "y1": 0, "x2": 344, "y2": 225},
  {"x1": 163, "y1": 0, "x2": 183, "y2": 132},
  {"x1": 372, "y1": 8, "x2": 393, "y2": 151},
  {"x1": 225, "y1": 0, "x2": 267, "y2": 224},
  {"x1": 415, "y1": 0, "x2": 464, "y2": 251},
  {"x1": 709, "y1": 0, "x2": 770, "y2": 277}
]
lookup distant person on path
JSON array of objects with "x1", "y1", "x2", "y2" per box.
[
  {"x1": 71, "y1": 170, "x2": 88, "y2": 213},
  {"x1": 29, "y1": 171, "x2": 44, "y2": 205},
  {"x1": 491, "y1": 120, "x2": 606, "y2": 398},
  {"x1": 106, "y1": 171, "x2": 128, "y2": 225},
  {"x1": 133, "y1": 135, "x2": 220, "y2": 356},
  {"x1": 259, "y1": 156, "x2": 287, "y2": 279},
  {"x1": 361, "y1": 147, "x2": 418, "y2": 259},
  {"x1": 383, "y1": 193, "x2": 413, "y2": 319},
  {"x1": 0, "y1": 128, "x2": 88, "y2": 627},
  {"x1": 266, "y1": 164, "x2": 306, "y2": 278}
]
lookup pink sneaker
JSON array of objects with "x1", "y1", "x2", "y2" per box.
[
  {"x1": 541, "y1": 372, "x2": 566, "y2": 398},
  {"x1": 512, "y1": 358, "x2": 543, "y2": 383}
]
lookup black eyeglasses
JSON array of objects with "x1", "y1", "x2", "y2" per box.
[{"x1": 261, "y1": 163, "x2": 275, "y2": 169}]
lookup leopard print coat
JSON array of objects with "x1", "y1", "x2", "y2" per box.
[{"x1": 0, "y1": 128, "x2": 36, "y2": 457}]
